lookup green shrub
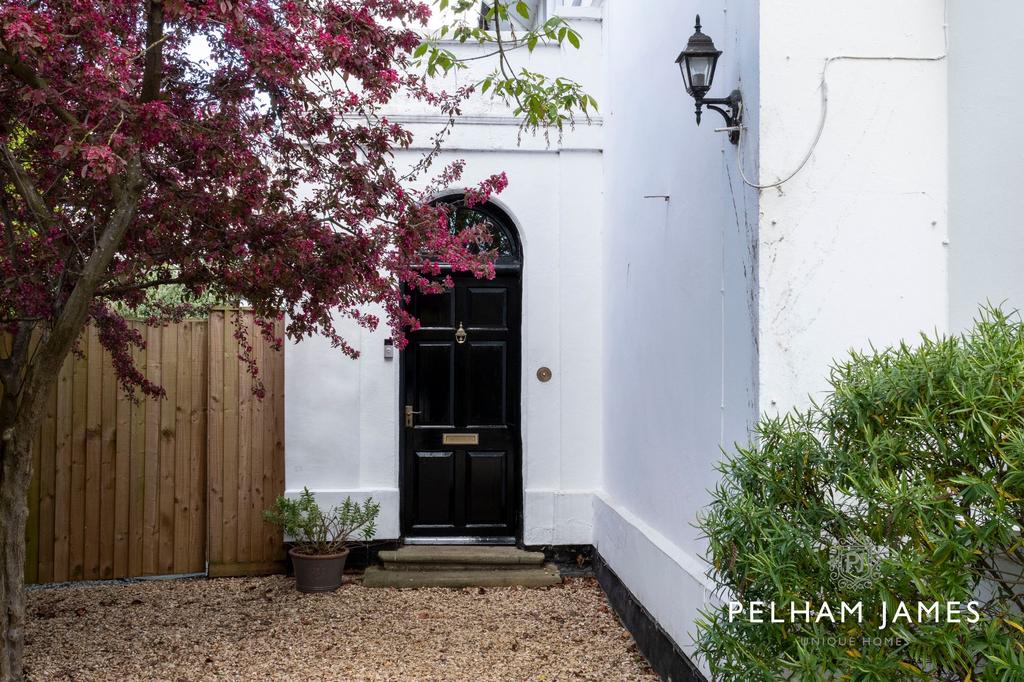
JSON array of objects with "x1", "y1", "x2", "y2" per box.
[
  {"x1": 697, "y1": 307, "x2": 1024, "y2": 680},
  {"x1": 111, "y1": 279, "x2": 234, "y2": 319},
  {"x1": 263, "y1": 487, "x2": 379, "y2": 555}
]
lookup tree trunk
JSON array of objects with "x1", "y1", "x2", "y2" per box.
[
  {"x1": 0, "y1": 405, "x2": 32, "y2": 680},
  {"x1": 0, "y1": 154, "x2": 143, "y2": 681}
]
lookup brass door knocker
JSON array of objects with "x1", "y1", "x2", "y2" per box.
[{"x1": 455, "y1": 322, "x2": 467, "y2": 344}]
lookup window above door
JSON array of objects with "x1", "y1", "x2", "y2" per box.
[{"x1": 435, "y1": 198, "x2": 523, "y2": 266}]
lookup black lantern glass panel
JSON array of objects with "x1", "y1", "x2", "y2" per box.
[{"x1": 688, "y1": 55, "x2": 713, "y2": 89}]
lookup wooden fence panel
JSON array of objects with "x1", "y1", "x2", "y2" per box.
[
  {"x1": 52, "y1": 357, "x2": 73, "y2": 582},
  {"x1": 207, "y1": 310, "x2": 286, "y2": 577},
  {"x1": 128, "y1": 324, "x2": 147, "y2": 578},
  {"x1": 16, "y1": 311, "x2": 284, "y2": 583},
  {"x1": 18, "y1": 324, "x2": 205, "y2": 581},
  {"x1": 189, "y1": 322, "x2": 208, "y2": 572}
]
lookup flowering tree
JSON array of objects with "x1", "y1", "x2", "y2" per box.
[{"x1": 0, "y1": 0, "x2": 595, "y2": 676}]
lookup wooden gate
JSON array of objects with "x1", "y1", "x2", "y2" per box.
[{"x1": 19, "y1": 310, "x2": 285, "y2": 583}]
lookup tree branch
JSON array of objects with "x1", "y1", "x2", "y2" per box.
[
  {"x1": 0, "y1": 193, "x2": 16, "y2": 258},
  {"x1": 0, "y1": 49, "x2": 81, "y2": 129},
  {"x1": 95, "y1": 275, "x2": 200, "y2": 298},
  {"x1": 0, "y1": 145, "x2": 55, "y2": 231},
  {"x1": 140, "y1": 0, "x2": 165, "y2": 103},
  {"x1": 0, "y1": 322, "x2": 33, "y2": 404}
]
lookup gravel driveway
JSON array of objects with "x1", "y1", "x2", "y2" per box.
[{"x1": 25, "y1": 575, "x2": 657, "y2": 681}]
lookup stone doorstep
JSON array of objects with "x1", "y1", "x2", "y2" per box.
[
  {"x1": 381, "y1": 561, "x2": 544, "y2": 571},
  {"x1": 378, "y1": 545, "x2": 546, "y2": 567},
  {"x1": 362, "y1": 564, "x2": 562, "y2": 589}
]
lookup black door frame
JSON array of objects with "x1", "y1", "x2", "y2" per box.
[{"x1": 398, "y1": 201, "x2": 524, "y2": 544}]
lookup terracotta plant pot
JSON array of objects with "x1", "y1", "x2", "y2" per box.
[{"x1": 289, "y1": 546, "x2": 349, "y2": 593}]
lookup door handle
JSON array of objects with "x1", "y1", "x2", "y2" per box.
[{"x1": 404, "y1": 404, "x2": 422, "y2": 427}]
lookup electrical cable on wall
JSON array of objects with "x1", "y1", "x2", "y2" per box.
[{"x1": 737, "y1": 2, "x2": 948, "y2": 191}]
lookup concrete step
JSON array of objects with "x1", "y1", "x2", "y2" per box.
[
  {"x1": 381, "y1": 561, "x2": 542, "y2": 571},
  {"x1": 378, "y1": 545, "x2": 546, "y2": 568},
  {"x1": 362, "y1": 564, "x2": 561, "y2": 589}
]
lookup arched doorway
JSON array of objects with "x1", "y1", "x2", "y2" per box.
[{"x1": 399, "y1": 199, "x2": 523, "y2": 542}]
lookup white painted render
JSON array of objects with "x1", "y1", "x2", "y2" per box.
[
  {"x1": 948, "y1": 0, "x2": 1024, "y2": 331},
  {"x1": 595, "y1": 0, "x2": 758, "y2": 666},
  {"x1": 757, "y1": 0, "x2": 949, "y2": 412},
  {"x1": 756, "y1": 0, "x2": 1024, "y2": 404}
]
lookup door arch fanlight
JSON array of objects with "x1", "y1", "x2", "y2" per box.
[{"x1": 434, "y1": 197, "x2": 523, "y2": 267}]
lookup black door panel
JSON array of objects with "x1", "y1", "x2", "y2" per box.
[
  {"x1": 467, "y1": 287, "x2": 509, "y2": 328},
  {"x1": 413, "y1": 342, "x2": 455, "y2": 426},
  {"x1": 414, "y1": 290, "x2": 454, "y2": 328},
  {"x1": 413, "y1": 451, "x2": 455, "y2": 526},
  {"x1": 465, "y1": 342, "x2": 507, "y2": 425},
  {"x1": 465, "y1": 452, "x2": 507, "y2": 525}
]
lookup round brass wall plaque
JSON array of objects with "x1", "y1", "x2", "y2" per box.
[{"x1": 536, "y1": 367, "x2": 552, "y2": 382}]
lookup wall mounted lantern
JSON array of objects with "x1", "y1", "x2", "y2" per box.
[{"x1": 676, "y1": 15, "x2": 743, "y2": 144}]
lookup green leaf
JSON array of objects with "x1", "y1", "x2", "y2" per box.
[
  {"x1": 567, "y1": 30, "x2": 580, "y2": 49},
  {"x1": 527, "y1": 34, "x2": 538, "y2": 52},
  {"x1": 931, "y1": 540, "x2": 956, "y2": 565},
  {"x1": 413, "y1": 42, "x2": 429, "y2": 58},
  {"x1": 516, "y1": 1, "x2": 530, "y2": 19}
]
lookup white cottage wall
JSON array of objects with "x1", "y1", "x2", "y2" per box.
[
  {"x1": 596, "y1": 0, "x2": 758, "y2": 667},
  {"x1": 285, "y1": 11, "x2": 605, "y2": 542},
  {"x1": 948, "y1": 0, "x2": 1024, "y2": 331},
  {"x1": 758, "y1": 0, "x2": 949, "y2": 412}
]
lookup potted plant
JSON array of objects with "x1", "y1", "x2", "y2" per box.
[{"x1": 264, "y1": 487, "x2": 379, "y2": 593}]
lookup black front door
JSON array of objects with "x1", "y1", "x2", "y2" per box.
[{"x1": 400, "y1": 271, "x2": 522, "y2": 539}]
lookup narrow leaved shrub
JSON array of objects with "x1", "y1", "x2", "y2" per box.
[
  {"x1": 264, "y1": 488, "x2": 379, "y2": 555},
  {"x1": 698, "y1": 307, "x2": 1024, "y2": 680}
]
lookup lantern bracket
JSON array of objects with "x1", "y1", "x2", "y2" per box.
[{"x1": 697, "y1": 89, "x2": 743, "y2": 144}]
